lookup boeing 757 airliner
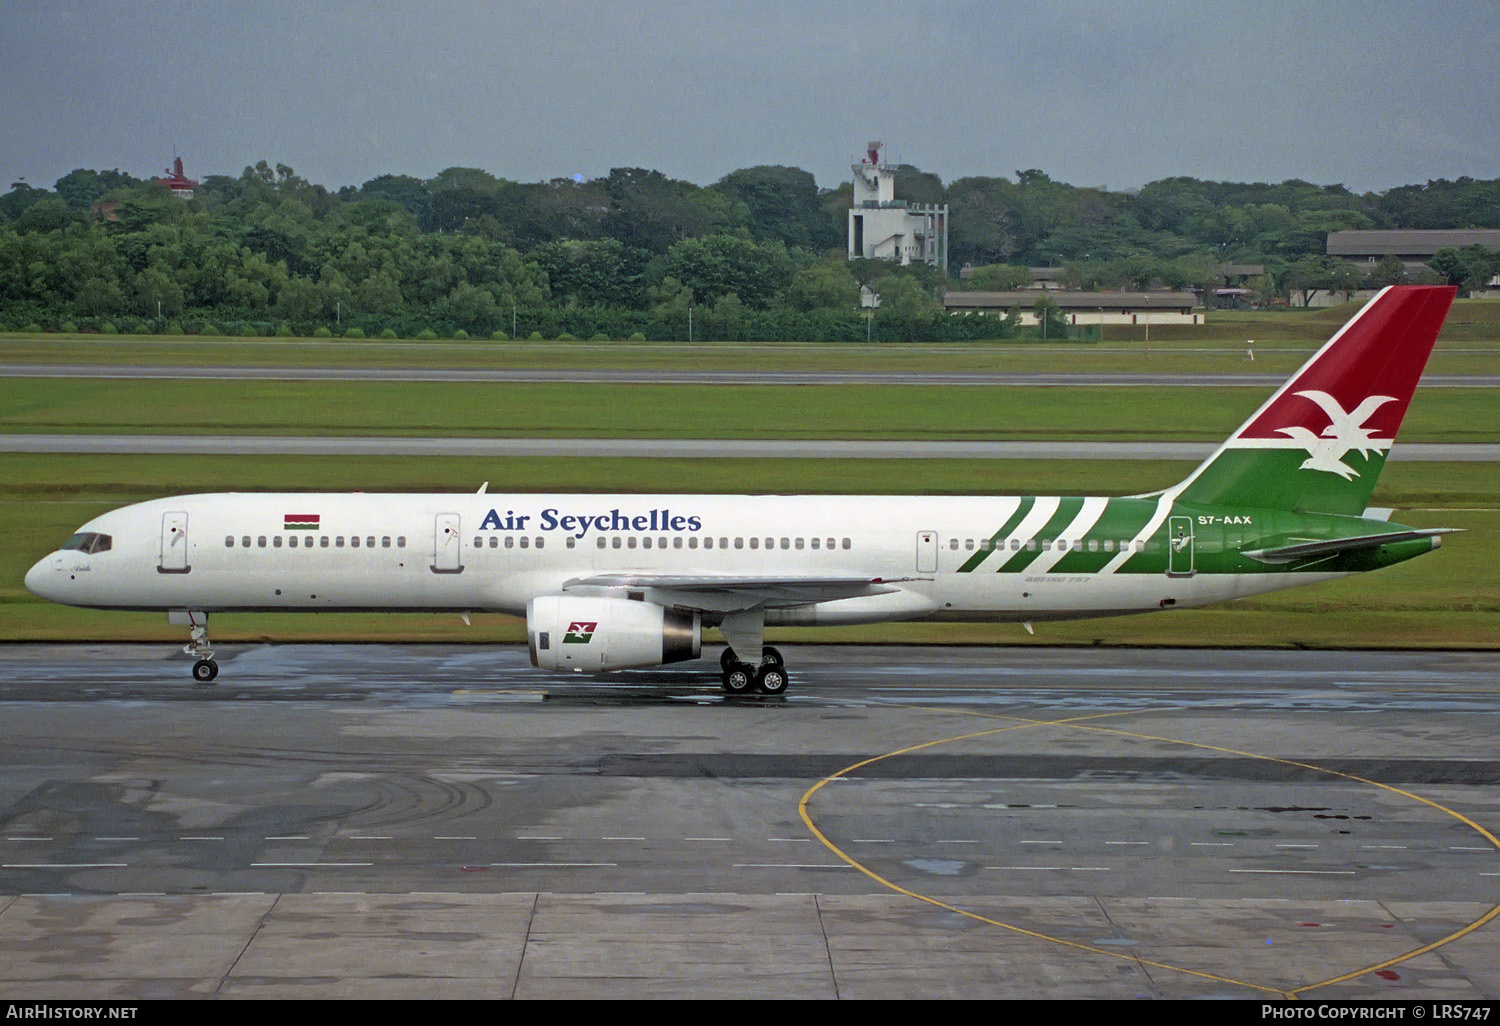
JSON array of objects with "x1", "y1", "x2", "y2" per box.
[{"x1": 25, "y1": 286, "x2": 1459, "y2": 694}]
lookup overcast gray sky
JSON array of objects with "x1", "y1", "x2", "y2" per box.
[{"x1": 3, "y1": 0, "x2": 1497, "y2": 194}]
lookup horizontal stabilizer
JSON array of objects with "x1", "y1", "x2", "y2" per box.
[{"x1": 1243, "y1": 528, "x2": 1458, "y2": 565}]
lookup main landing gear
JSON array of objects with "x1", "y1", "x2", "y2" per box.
[{"x1": 720, "y1": 646, "x2": 788, "y2": 696}]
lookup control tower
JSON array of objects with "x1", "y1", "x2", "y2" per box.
[{"x1": 847, "y1": 142, "x2": 947, "y2": 271}]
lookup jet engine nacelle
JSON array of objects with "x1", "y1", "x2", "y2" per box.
[{"x1": 527, "y1": 595, "x2": 701, "y2": 672}]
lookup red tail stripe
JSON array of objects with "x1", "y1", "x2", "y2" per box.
[{"x1": 1236, "y1": 286, "x2": 1454, "y2": 440}]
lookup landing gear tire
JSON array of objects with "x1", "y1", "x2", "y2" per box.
[
  {"x1": 723, "y1": 646, "x2": 785, "y2": 671},
  {"x1": 192, "y1": 659, "x2": 219, "y2": 684},
  {"x1": 755, "y1": 665, "x2": 788, "y2": 696},
  {"x1": 723, "y1": 663, "x2": 755, "y2": 696}
]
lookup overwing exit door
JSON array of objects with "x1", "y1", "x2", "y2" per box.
[{"x1": 916, "y1": 530, "x2": 938, "y2": 572}]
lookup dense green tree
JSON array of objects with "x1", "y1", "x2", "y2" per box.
[
  {"x1": 663, "y1": 233, "x2": 797, "y2": 308},
  {"x1": 1428, "y1": 245, "x2": 1500, "y2": 294},
  {"x1": 602, "y1": 168, "x2": 737, "y2": 253},
  {"x1": 711, "y1": 165, "x2": 839, "y2": 250}
]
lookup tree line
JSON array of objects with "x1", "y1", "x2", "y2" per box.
[{"x1": 1, "y1": 161, "x2": 1496, "y2": 341}]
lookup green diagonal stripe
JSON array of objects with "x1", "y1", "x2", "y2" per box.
[
  {"x1": 1051, "y1": 498, "x2": 1159, "y2": 574},
  {"x1": 957, "y1": 497, "x2": 1035, "y2": 573},
  {"x1": 996, "y1": 497, "x2": 1084, "y2": 574}
]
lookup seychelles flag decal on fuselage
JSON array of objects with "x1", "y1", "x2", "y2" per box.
[{"x1": 284, "y1": 514, "x2": 320, "y2": 531}]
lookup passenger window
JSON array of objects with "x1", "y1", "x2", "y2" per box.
[
  {"x1": 765, "y1": 538, "x2": 773, "y2": 549},
  {"x1": 735, "y1": 538, "x2": 744, "y2": 549},
  {"x1": 719, "y1": 538, "x2": 728, "y2": 549},
  {"x1": 674, "y1": 537, "x2": 683, "y2": 549},
  {"x1": 520, "y1": 536, "x2": 529, "y2": 548},
  {"x1": 780, "y1": 538, "x2": 789, "y2": 549},
  {"x1": 381, "y1": 537, "x2": 390, "y2": 548},
  {"x1": 627, "y1": 537, "x2": 637, "y2": 549},
  {"x1": 352, "y1": 536, "x2": 361, "y2": 548},
  {"x1": 842, "y1": 538, "x2": 851, "y2": 549},
  {"x1": 366, "y1": 536, "x2": 375, "y2": 548},
  {"x1": 535, "y1": 538, "x2": 544, "y2": 549},
  {"x1": 612, "y1": 537, "x2": 621, "y2": 549},
  {"x1": 688, "y1": 537, "x2": 697, "y2": 549},
  {"x1": 505, "y1": 537, "x2": 514, "y2": 548},
  {"x1": 274, "y1": 536, "x2": 284, "y2": 548},
  {"x1": 643, "y1": 537, "x2": 652, "y2": 549},
  {"x1": 811, "y1": 538, "x2": 819, "y2": 550},
  {"x1": 794, "y1": 538, "x2": 803, "y2": 550},
  {"x1": 225, "y1": 536, "x2": 234, "y2": 547},
  {"x1": 258, "y1": 536, "x2": 267, "y2": 548},
  {"x1": 323, "y1": 537, "x2": 331, "y2": 548},
  {"x1": 397, "y1": 537, "x2": 406, "y2": 548},
  {"x1": 749, "y1": 538, "x2": 759, "y2": 549},
  {"x1": 473, "y1": 536, "x2": 482, "y2": 548},
  {"x1": 566, "y1": 538, "x2": 575, "y2": 549},
  {"x1": 658, "y1": 537, "x2": 666, "y2": 548},
  {"x1": 826, "y1": 538, "x2": 836, "y2": 549},
  {"x1": 949, "y1": 538, "x2": 959, "y2": 550},
  {"x1": 597, "y1": 537, "x2": 606, "y2": 548},
  {"x1": 242, "y1": 536, "x2": 251, "y2": 548}
]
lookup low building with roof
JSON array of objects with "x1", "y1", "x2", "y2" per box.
[
  {"x1": 942, "y1": 290, "x2": 1202, "y2": 326},
  {"x1": 1328, "y1": 229, "x2": 1500, "y2": 276}
]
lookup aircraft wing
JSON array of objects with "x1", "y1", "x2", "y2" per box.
[
  {"x1": 1242, "y1": 528, "x2": 1457, "y2": 565},
  {"x1": 561, "y1": 573, "x2": 909, "y2": 608}
]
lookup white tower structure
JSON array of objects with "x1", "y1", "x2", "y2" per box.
[{"x1": 847, "y1": 142, "x2": 948, "y2": 272}]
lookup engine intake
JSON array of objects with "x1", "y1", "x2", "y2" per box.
[{"x1": 527, "y1": 595, "x2": 701, "y2": 671}]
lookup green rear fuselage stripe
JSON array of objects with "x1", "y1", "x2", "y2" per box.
[
  {"x1": 995, "y1": 497, "x2": 1084, "y2": 574},
  {"x1": 1051, "y1": 498, "x2": 1159, "y2": 574},
  {"x1": 957, "y1": 497, "x2": 1035, "y2": 573}
]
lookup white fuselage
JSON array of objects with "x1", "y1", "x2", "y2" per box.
[{"x1": 24, "y1": 492, "x2": 1335, "y2": 627}]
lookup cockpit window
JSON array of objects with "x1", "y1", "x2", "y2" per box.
[{"x1": 61, "y1": 532, "x2": 111, "y2": 554}]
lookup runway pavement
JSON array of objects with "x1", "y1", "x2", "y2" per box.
[
  {"x1": 0, "y1": 643, "x2": 1495, "y2": 999},
  {"x1": 2, "y1": 432, "x2": 1495, "y2": 461}
]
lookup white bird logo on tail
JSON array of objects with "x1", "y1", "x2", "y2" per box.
[{"x1": 1275, "y1": 390, "x2": 1398, "y2": 479}]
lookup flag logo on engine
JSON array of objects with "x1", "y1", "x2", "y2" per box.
[{"x1": 563, "y1": 621, "x2": 597, "y2": 644}]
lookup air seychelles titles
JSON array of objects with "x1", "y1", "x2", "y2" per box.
[{"x1": 480, "y1": 507, "x2": 703, "y2": 539}]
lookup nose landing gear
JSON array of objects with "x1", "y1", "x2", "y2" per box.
[{"x1": 173, "y1": 610, "x2": 217, "y2": 684}]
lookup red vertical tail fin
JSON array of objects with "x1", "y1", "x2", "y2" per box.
[{"x1": 1171, "y1": 286, "x2": 1457, "y2": 515}]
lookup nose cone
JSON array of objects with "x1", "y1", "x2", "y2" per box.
[{"x1": 24, "y1": 554, "x2": 61, "y2": 602}]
